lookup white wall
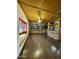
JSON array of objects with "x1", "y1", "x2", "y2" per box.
[
  {"x1": 17, "y1": 3, "x2": 29, "y2": 56},
  {"x1": 17, "y1": 3, "x2": 29, "y2": 35}
]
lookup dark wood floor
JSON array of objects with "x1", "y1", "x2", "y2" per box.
[{"x1": 18, "y1": 34, "x2": 61, "y2": 59}]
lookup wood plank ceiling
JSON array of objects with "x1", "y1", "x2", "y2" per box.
[{"x1": 18, "y1": 0, "x2": 61, "y2": 23}]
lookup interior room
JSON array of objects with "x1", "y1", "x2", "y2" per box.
[{"x1": 17, "y1": 0, "x2": 61, "y2": 59}]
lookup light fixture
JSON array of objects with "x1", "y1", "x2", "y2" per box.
[
  {"x1": 37, "y1": 9, "x2": 41, "y2": 17},
  {"x1": 37, "y1": 9, "x2": 42, "y2": 23},
  {"x1": 38, "y1": 17, "x2": 41, "y2": 23}
]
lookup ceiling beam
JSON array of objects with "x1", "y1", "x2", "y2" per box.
[
  {"x1": 18, "y1": 1, "x2": 58, "y2": 14},
  {"x1": 45, "y1": 10, "x2": 61, "y2": 20}
]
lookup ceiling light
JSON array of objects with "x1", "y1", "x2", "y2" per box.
[
  {"x1": 38, "y1": 18, "x2": 41, "y2": 23},
  {"x1": 37, "y1": 10, "x2": 41, "y2": 17},
  {"x1": 37, "y1": 10, "x2": 42, "y2": 23}
]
